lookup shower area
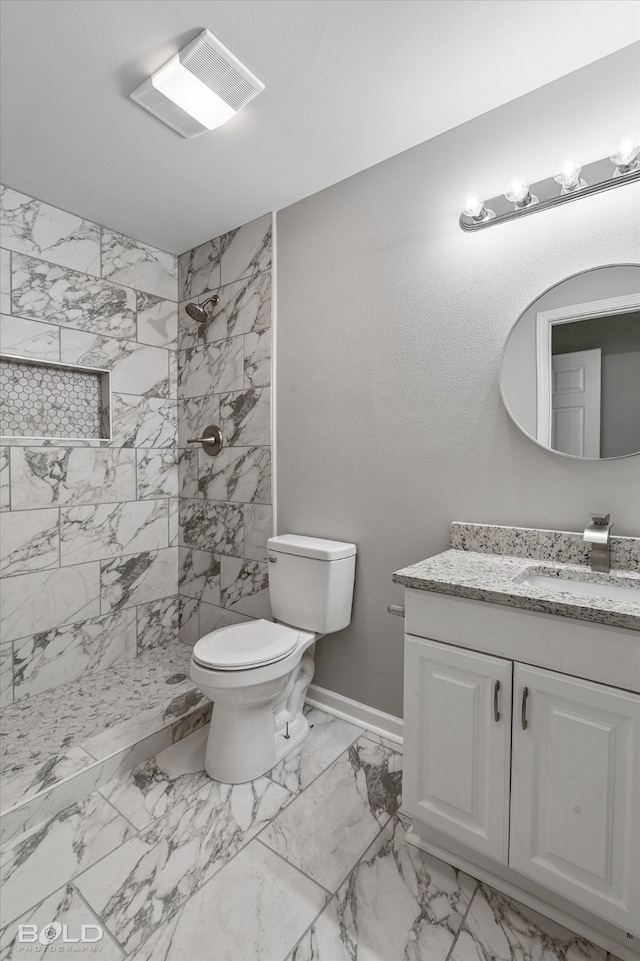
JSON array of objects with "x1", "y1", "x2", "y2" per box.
[{"x1": 0, "y1": 185, "x2": 273, "y2": 844}]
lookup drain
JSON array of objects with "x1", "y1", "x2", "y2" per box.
[{"x1": 166, "y1": 673, "x2": 187, "y2": 685}]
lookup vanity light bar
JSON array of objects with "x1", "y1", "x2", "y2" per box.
[{"x1": 459, "y1": 137, "x2": 640, "y2": 231}]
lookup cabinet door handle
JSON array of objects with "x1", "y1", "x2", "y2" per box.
[
  {"x1": 493, "y1": 679, "x2": 501, "y2": 722},
  {"x1": 521, "y1": 686, "x2": 529, "y2": 730}
]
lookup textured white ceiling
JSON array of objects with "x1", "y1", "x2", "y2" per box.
[{"x1": 1, "y1": 0, "x2": 638, "y2": 254}]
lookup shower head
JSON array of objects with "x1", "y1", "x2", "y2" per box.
[{"x1": 185, "y1": 296, "x2": 219, "y2": 323}]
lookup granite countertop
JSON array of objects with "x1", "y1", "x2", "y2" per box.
[{"x1": 393, "y1": 548, "x2": 640, "y2": 631}]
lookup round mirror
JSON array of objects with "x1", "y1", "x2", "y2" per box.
[{"x1": 500, "y1": 264, "x2": 640, "y2": 460}]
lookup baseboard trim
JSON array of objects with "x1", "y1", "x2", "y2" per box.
[{"x1": 306, "y1": 684, "x2": 403, "y2": 745}]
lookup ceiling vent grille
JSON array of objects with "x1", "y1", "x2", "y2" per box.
[
  {"x1": 130, "y1": 29, "x2": 264, "y2": 139},
  {"x1": 180, "y1": 31, "x2": 263, "y2": 112}
]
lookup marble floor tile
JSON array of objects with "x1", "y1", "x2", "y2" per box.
[
  {"x1": 128, "y1": 838, "x2": 326, "y2": 961},
  {"x1": 0, "y1": 882, "x2": 124, "y2": 960},
  {"x1": 287, "y1": 816, "x2": 477, "y2": 961},
  {"x1": 268, "y1": 707, "x2": 362, "y2": 795},
  {"x1": 359, "y1": 730, "x2": 404, "y2": 752},
  {"x1": 0, "y1": 746, "x2": 96, "y2": 816},
  {"x1": 261, "y1": 739, "x2": 402, "y2": 892},
  {"x1": 449, "y1": 883, "x2": 607, "y2": 961},
  {"x1": 75, "y1": 774, "x2": 292, "y2": 953},
  {"x1": 0, "y1": 792, "x2": 135, "y2": 927},
  {"x1": 99, "y1": 727, "x2": 210, "y2": 830}
]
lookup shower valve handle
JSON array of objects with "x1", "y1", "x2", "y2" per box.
[{"x1": 187, "y1": 425, "x2": 224, "y2": 457}]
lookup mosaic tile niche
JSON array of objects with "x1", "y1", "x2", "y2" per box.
[{"x1": 0, "y1": 355, "x2": 110, "y2": 439}]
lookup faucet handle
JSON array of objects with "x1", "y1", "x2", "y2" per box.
[{"x1": 590, "y1": 512, "x2": 611, "y2": 527}]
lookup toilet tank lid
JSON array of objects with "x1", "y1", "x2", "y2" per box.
[{"x1": 268, "y1": 534, "x2": 356, "y2": 560}]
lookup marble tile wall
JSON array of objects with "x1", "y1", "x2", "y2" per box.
[
  {"x1": 0, "y1": 185, "x2": 180, "y2": 703},
  {"x1": 177, "y1": 213, "x2": 273, "y2": 643}
]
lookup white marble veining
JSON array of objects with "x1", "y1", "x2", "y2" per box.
[
  {"x1": 11, "y1": 253, "x2": 136, "y2": 339},
  {"x1": 0, "y1": 508, "x2": 59, "y2": 576},
  {"x1": 0, "y1": 745, "x2": 96, "y2": 819},
  {"x1": 99, "y1": 727, "x2": 210, "y2": 830},
  {"x1": 13, "y1": 608, "x2": 137, "y2": 701},
  {"x1": 0, "y1": 313, "x2": 60, "y2": 360},
  {"x1": 0, "y1": 186, "x2": 101, "y2": 276},
  {"x1": 60, "y1": 499, "x2": 168, "y2": 565},
  {"x1": 0, "y1": 248, "x2": 10, "y2": 313},
  {"x1": 178, "y1": 336, "x2": 244, "y2": 398},
  {"x1": 136, "y1": 595, "x2": 179, "y2": 653},
  {"x1": 178, "y1": 547, "x2": 221, "y2": 606},
  {"x1": 179, "y1": 498, "x2": 244, "y2": 555},
  {"x1": 0, "y1": 792, "x2": 135, "y2": 928},
  {"x1": 0, "y1": 640, "x2": 12, "y2": 707},
  {"x1": 450, "y1": 522, "x2": 640, "y2": 572},
  {"x1": 261, "y1": 739, "x2": 402, "y2": 892},
  {"x1": 198, "y1": 601, "x2": 250, "y2": 635},
  {"x1": 288, "y1": 816, "x2": 477, "y2": 961},
  {"x1": 136, "y1": 449, "x2": 178, "y2": 499},
  {"x1": 244, "y1": 503, "x2": 272, "y2": 560},
  {"x1": 0, "y1": 562, "x2": 101, "y2": 643},
  {"x1": 136, "y1": 292, "x2": 178, "y2": 348},
  {"x1": 128, "y1": 839, "x2": 327, "y2": 961},
  {"x1": 179, "y1": 270, "x2": 271, "y2": 350},
  {"x1": 244, "y1": 327, "x2": 271, "y2": 388},
  {"x1": 75, "y1": 773, "x2": 292, "y2": 953},
  {"x1": 60, "y1": 328, "x2": 170, "y2": 398},
  {"x1": 101, "y1": 229, "x2": 177, "y2": 302},
  {"x1": 220, "y1": 556, "x2": 270, "y2": 617},
  {"x1": 269, "y1": 707, "x2": 362, "y2": 795},
  {"x1": 0, "y1": 883, "x2": 124, "y2": 961},
  {"x1": 178, "y1": 595, "x2": 200, "y2": 645},
  {"x1": 10, "y1": 446, "x2": 136, "y2": 508},
  {"x1": 109, "y1": 394, "x2": 177, "y2": 449},
  {"x1": 100, "y1": 547, "x2": 178, "y2": 613},
  {"x1": 450, "y1": 883, "x2": 607, "y2": 961},
  {"x1": 197, "y1": 445, "x2": 271, "y2": 503},
  {"x1": 219, "y1": 214, "x2": 272, "y2": 286},
  {"x1": 0, "y1": 447, "x2": 9, "y2": 511},
  {"x1": 178, "y1": 448, "x2": 198, "y2": 498},
  {"x1": 393, "y1": 549, "x2": 640, "y2": 631},
  {"x1": 178, "y1": 237, "x2": 220, "y2": 302},
  {"x1": 220, "y1": 386, "x2": 270, "y2": 446},
  {"x1": 177, "y1": 393, "x2": 219, "y2": 449}
]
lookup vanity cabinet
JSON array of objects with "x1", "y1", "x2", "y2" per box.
[{"x1": 404, "y1": 631, "x2": 640, "y2": 936}]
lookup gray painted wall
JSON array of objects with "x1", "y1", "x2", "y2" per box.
[{"x1": 275, "y1": 45, "x2": 640, "y2": 719}]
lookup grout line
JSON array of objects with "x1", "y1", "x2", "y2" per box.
[
  {"x1": 96, "y1": 791, "x2": 141, "y2": 837},
  {"x1": 69, "y1": 881, "x2": 130, "y2": 959},
  {"x1": 444, "y1": 877, "x2": 480, "y2": 961},
  {"x1": 255, "y1": 835, "x2": 333, "y2": 896}
]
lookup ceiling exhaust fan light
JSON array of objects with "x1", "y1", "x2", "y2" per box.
[{"x1": 151, "y1": 56, "x2": 236, "y2": 130}]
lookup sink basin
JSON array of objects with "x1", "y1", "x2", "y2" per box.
[{"x1": 519, "y1": 571, "x2": 640, "y2": 604}]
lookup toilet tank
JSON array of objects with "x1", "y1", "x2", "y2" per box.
[{"x1": 267, "y1": 535, "x2": 356, "y2": 634}]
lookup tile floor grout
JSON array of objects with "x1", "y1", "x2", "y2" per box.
[
  {"x1": 443, "y1": 877, "x2": 481, "y2": 961},
  {"x1": 69, "y1": 880, "x2": 130, "y2": 960}
]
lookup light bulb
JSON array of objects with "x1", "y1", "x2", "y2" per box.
[
  {"x1": 553, "y1": 157, "x2": 586, "y2": 194},
  {"x1": 610, "y1": 135, "x2": 639, "y2": 174},
  {"x1": 462, "y1": 193, "x2": 485, "y2": 218},
  {"x1": 504, "y1": 176, "x2": 538, "y2": 208}
]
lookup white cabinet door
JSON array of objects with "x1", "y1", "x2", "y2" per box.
[
  {"x1": 404, "y1": 636, "x2": 512, "y2": 862},
  {"x1": 510, "y1": 665, "x2": 640, "y2": 935}
]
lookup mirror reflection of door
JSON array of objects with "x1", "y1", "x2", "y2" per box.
[{"x1": 551, "y1": 348, "x2": 601, "y2": 457}]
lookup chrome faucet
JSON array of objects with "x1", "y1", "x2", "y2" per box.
[{"x1": 583, "y1": 513, "x2": 613, "y2": 573}]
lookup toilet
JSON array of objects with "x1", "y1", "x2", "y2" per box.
[{"x1": 190, "y1": 534, "x2": 357, "y2": 784}]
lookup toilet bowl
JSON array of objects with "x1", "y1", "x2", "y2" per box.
[
  {"x1": 191, "y1": 619, "x2": 317, "y2": 783},
  {"x1": 189, "y1": 534, "x2": 357, "y2": 784}
]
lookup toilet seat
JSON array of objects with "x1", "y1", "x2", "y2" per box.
[{"x1": 192, "y1": 619, "x2": 300, "y2": 671}]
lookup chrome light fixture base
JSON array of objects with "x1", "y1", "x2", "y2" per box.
[{"x1": 459, "y1": 156, "x2": 640, "y2": 231}]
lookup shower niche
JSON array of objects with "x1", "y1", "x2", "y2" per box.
[{"x1": 0, "y1": 354, "x2": 111, "y2": 441}]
